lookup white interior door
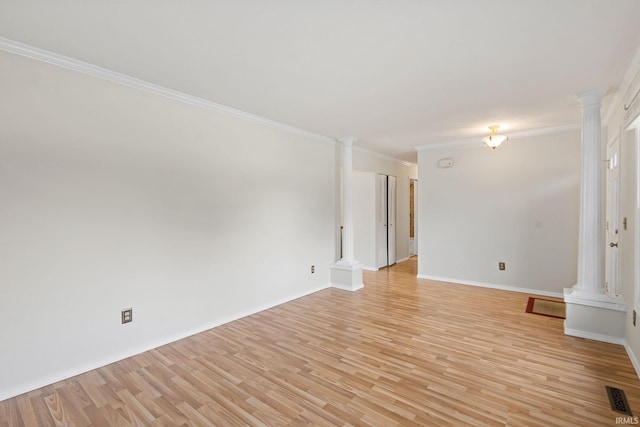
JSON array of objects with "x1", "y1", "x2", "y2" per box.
[
  {"x1": 388, "y1": 175, "x2": 396, "y2": 265},
  {"x1": 376, "y1": 174, "x2": 388, "y2": 268},
  {"x1": 605, "y1": 136, "x2": 621, "y2": 296}
]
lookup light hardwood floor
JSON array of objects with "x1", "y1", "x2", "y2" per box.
[{"x1": 2, "y1": 258, "x2": 639, "y2": 426}]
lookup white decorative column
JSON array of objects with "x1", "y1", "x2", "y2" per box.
[
  {"x1": 564, "y1": 88, "x2": 626, "y2": 344},
  {"x1": 574, "y1": 88, "x2": 607, "y2": 296},
  {"x1": 330, "y1": 137, "x2": 364, "y2": 291}
]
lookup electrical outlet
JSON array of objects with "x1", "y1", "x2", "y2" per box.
[
  {"x1": 311, "y1": 265, "x2": 315, "y2": 274},
  {"x1": 498, "y1": 262, "x2": 506, "y2": 271},
  {"x1": 121, "y1": 308, "x2": 133, "y2": 324}
]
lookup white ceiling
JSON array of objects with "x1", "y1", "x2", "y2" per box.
[{"x1": 2, "y1": 0, "x2": 640, "y2": 163}]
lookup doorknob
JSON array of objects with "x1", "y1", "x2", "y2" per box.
[{"x1": 610, "y1": 242, "x2": 618, "y2": 248}]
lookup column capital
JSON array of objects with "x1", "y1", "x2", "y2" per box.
[
  {"x1": 576, "y1": 88, "x2": 608, "y2": 108},
  {"x1": 336, "y1": 136, "x2": 358, "y2": 147}
]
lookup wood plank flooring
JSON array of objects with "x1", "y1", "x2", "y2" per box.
[{"x1": 2, "y1": 257, "x2": 639, "y2": 426}]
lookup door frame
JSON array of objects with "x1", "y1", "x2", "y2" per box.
[
  {"x1": 409, "y1": 177, "x2": 418, "y2": 257},
  {"x1": 605, "y1": 133, "x2": 621, "y2": 296},
  {"x1": 624, "y1": 111, "x2": 640, "y2": 312}
]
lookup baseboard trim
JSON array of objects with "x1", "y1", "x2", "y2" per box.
[
  {"x1": 0, "y1": 283, "x2": 331, "y2": 402},
  {"x1": 624, "y1": 341, "x2": 640, "y2": 380},
  {"x1": 564, "y1": 326, "x2": 625, "y2": 345},
  {"x1": 395, "y1": 257, "x2": 410, "y2": 264},
  {"x1": 416, "y1": 274, "x2": 563, "y2": 298},
  {"x1": 331, "y1": 283, "x2": 364, "y2": 292},
  {"x1": 362, "y1": 266, "x2": 379, "y2": 272},
  {"x1": 625, "y1": 341, "x2": 640, "y2": 379}
]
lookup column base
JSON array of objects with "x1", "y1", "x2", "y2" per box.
[
  {"x1": 330, "y1": 261, "x2": 364, "y2": 292},
  {"x1": 563, "y1": 287, "x2": 627, "y2": 344}
]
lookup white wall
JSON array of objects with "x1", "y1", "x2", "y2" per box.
[
  {"x1": 417, "y1": 130, "x2": 581, "y2": 295},
  {"x1": 352, "y1": 147, "x2": 417, "y2": 264},
  {"x1": 0, "y1": 51, "x2": 336, "y2": 400},
  {"x1": 353, "y1": 171, "x2": 377, "y2": 269}
]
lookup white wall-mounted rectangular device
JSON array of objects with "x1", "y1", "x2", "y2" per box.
[{"x1": 438, "y1": 158, "x2": 454, "y2": 168}]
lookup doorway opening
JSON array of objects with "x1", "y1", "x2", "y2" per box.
[{"x1": 409, "y1": 178, "x2": 418, "y2": 257}]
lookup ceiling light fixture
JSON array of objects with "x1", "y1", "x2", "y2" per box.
[{"x1": 482, "y1": 125, "x2": 508, "y2": 149}]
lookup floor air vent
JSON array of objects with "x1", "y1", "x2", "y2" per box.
[{"x1": 606, "y1": 386, "x2": 633, "y2": 416}]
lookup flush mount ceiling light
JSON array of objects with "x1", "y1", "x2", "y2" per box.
[{"x1": 482, "y1": 125, "x2": 508, "y2": 149}]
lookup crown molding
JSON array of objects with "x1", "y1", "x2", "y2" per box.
[
  {"x1": 604, "y1": 42, "x2": 640, "y2": 124},
  {"x1": 414, "y1": 124, "x2": 581, "y2": 151},
  {"x1": 352, "y1": 145, "x2": 417, "y2": 166},
  {"x1": 0, "y1": 37, "x2": 335, "y2": 146},
  {"x1": 414, "y1": 136, "x2": 479, "y2": 151}
]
